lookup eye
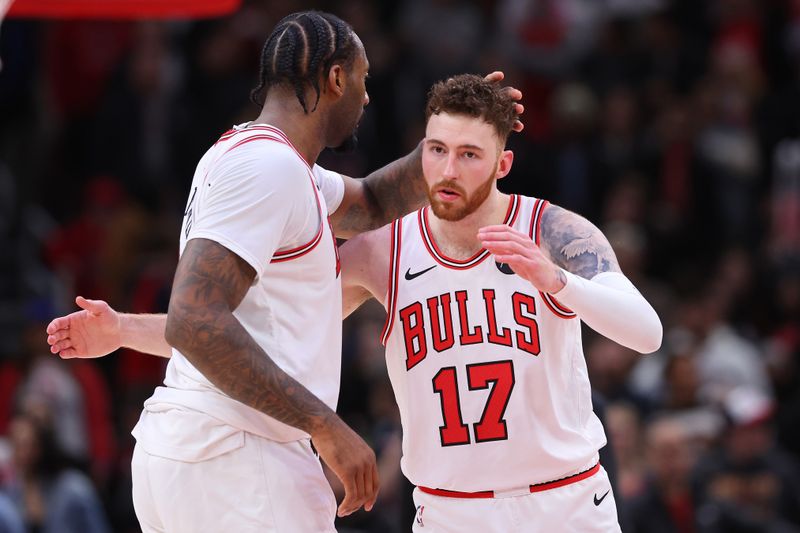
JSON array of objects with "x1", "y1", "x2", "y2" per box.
[
  {"x1": 463, "y1": 151, "x2": 477, "y2": 159},
  {"x1": 430, "y1": 145, "x2": 445, "y2": 154}
]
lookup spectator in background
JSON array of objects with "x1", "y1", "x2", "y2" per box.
[
  {"x1": 694, "y1": 387, "x2": 800, "y2": 532},
  {"x1": 0, "y1": 303, "x2": 89, "y2": 466},
  {"x1": 0, "y1": 492, "x2": 23, "y2": 533},
  {"x1": 44, "y1": 175, "x2": 149, "y2": 307},
  {"x1": 605, "y1": 402, "x2": 646, "y2": 501},
  {"x1": 624, "y1": 415, "x2": 698, "y2": 533},
  {"x1": 3, "y1": 411, "x2": 109, "y2": 533},
  {"x1": 630, "y1": 261, "x2": 772, "y2": 409},
  {"x1": 659, "y1": 353, "x2": 725, "y2": 448},
  {"x1": 0, "y1": 299, "x2": 116, "y2": 489},
  {"x1": 585, "y1": 334, "x2": 651, "y2": 413}
]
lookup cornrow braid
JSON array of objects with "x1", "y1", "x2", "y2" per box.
[{"x1": 250, "y1": 11, "x2": 358, "y2": 113}]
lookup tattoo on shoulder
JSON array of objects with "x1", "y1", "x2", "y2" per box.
[{"x1": 539, "y1": 204, "x2": 621, "y2": 280}]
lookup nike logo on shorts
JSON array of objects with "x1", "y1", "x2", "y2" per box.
[{"x1": 593, "y1": 490, "x2": 610, "y2": 506}]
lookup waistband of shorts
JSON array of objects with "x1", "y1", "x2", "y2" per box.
[{"x1": 417, "y1": 462, "x2": 601, "y2": 499}]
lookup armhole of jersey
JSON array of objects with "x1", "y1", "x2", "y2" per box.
[
  {"x1": 269, "y1": 161, "x2": 325, "y2": 263},
  {"x1": 202, "y1": 131, "x2": 326, "y2": 264},
  {"x1": 219, "y1": 125, "x2": 324, "y2": 265},
  {"x1": 530, "y1": 199, "x2": 577, "y2": 320},
  {"x1": 380, "y1": 220, "x2": 402, "y2": 346}
]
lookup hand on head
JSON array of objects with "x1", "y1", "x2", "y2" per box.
[{"x1": 483, "y1": 71, "x2": 525, "y2": 132}]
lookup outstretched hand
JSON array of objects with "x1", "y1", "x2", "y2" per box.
[
  {"x1": 484, "y1": 71, "x2": 525, "y2": 132},
  {"x1": 46, "y1": 296, "x2": 122, "y2": 358},
  {"x1": 479, "y1": 225, "x2": 566, "y2": 294}
]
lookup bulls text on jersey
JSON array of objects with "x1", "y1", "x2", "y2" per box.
[{"x1": 399, "y1": 288, "x2": 541, "y2": 371}]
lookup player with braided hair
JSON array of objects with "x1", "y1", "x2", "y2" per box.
[
  {"x1": 46, "y1": 10, "x2": 523, "y2": 533},
  {"x1": 250, "y1": 12, "x2": 355, "y2": 113}
]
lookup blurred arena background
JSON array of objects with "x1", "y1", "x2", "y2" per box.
[{"x1": 0, "y1": 0, "x2": 799, "y2": 531}]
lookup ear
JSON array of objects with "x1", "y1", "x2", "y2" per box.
[
  {"x1": 495, "y1": 149, "x2": 514, "y2": 180},
  {"x1": 326, "y1": 64, "x2": 345, "y2": 97}
]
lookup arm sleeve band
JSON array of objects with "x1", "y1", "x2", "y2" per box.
[{"x1": 553, "y1": 271, "x2": 663, "y2": 354}]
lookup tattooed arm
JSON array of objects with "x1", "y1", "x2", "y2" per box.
[
  {"x1": 331, "y1": 143, "x2": 428, "y2": 239},
  {"x1": 537, "y1": 204, "x2": 621, "y2": 281},
  {"x1": 479, "y1": 203, "x2": 661, "y2": 353},
  {"x1": 165, "y1": 238, "x2": 378, "y2": 516}
]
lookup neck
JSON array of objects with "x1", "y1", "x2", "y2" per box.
[
  {"x1": 428, "y1": 191, "x2": 510, "y2": 259},
  {"x1": 253, "y1": 91, "x2": 326, "y2": 166}
]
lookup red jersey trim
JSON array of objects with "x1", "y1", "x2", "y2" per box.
[
  {"x1": 380, "y1": 220, "x2": 402, "y2": 346},
  {"x1": 219, "y1": 124, "x2": 310, "y2": 167},
  {"x1": 419, "y1": 194, "x2": 520, "y2": 270},
  {"x1": 529, "y1": 198, "x2": 576, "y2": 319},
  {"x1": 215, "y1": 129, "x2": 237, "y2": 145},
  {"x1": 208, "y1": 128, "x2": 324, "y2": 264},
  {"x1": 417, "y1": 462, "x2": 601, "y2": 499}
]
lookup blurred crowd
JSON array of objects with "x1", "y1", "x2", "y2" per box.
[{"x1": 0, "y1": 0, "x2": 799, "y2": 531}]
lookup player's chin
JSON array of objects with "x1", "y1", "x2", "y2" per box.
[{"x1": 331, "y1": 133, "x2": 358, "y2": 154}]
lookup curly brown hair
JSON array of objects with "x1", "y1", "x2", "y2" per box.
[{"x1": 425, "y1": 74, "x2": 517, "y2": 143}]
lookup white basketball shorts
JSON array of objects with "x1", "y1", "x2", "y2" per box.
[
  {"x1": 411, "y1": 464, "x2": 620, "y2": 533},
  {"x1": 131, "y1": 409, "x2": 336, "y2": 533}
]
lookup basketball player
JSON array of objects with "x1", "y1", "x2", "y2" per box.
[
  {"x1": 338, "y1": 74, "x2": 661, "y2": 531},
  {"x1": 40, "y1": 12, "x2": 527, "y2": 532},
  {"x1": 49, "y1": 74, "x2": 663, "y2": 532},
  {"x1": 126, "y1": 12, "x2": 382, "y2": 532}
]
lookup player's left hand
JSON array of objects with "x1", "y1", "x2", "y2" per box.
[
  {"x1": 479, "y1": 225, "x2": 566, "y2": 293},
  {"x1": 484, "y1": 71, "x2": 524, "y2": 132}
]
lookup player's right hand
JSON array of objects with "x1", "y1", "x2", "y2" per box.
[
  {"x1": 46, "y1": 296, "x2": 122, "y2": 358},
  {"x1": 484, "y1": 71, "x2": 525, "y2": 132},
  {"x1": 311, "y1": 415, "x2": 379, "y2": 517}
]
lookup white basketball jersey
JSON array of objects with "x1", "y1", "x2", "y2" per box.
[
  {"x1": 381, "y1": 195, "x2": 606, "y2": 492},
  {"x1": 138, "y1": 124, "x2": 343, "y2": 444}
]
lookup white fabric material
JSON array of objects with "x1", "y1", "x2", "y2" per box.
[
  {"x1": 383, "y1": 195, "x2": 607, "y2": 493},
  {"x1": 132, "y1": 410, "x2": 336, "y2": 533},
  {"x1": 135, "y1": 124, "x2": 342, "y2": 446},
  {"x1": 411, "y1": 465, "x2": 620, "y2": 533},
  {"x1": 555, "y1": 271, "x2": 662, "y2": 354},
  {"x1": 313, "y1": 165, "x2": 345, "y2": 215}
]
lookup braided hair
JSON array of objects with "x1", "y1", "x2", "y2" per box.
[{"x1": 250, "y1": 11, "x2": 358, "y2": 113}]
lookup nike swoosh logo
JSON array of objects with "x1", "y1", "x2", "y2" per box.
[
  {"x1": 405, "y1": 265, "x2": 436, "y2": 280},
  {"x1": 593, "y1": 490, "x2": 610, "y2": 506},
  {"x1": 495, "y1": 261, "x2": 515, "y2": 275}
]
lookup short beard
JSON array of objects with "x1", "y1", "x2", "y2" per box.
[
  {"x1": 331, "y1": 132, "x2": 359, "y2": 154},
  {"x1": 428, "y1": 168, "x2": 497, "y2": 222}
]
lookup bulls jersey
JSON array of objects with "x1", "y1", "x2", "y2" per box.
[
  {"x1": 381, "y1": 195, "x2": 606, "y2": 492},
  {"x1": 135, "y1": 123, "x2": 344, "y2": 445}
]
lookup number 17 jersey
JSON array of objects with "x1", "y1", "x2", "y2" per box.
[{"x1": 380, "y1": 195, "x2": 606, "y2": 492}]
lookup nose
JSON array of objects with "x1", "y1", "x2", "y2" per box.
[
  {"x1": 363, "y1": 91, "x2": 370, "y2": 106},
  {"x1": 443, "y1": 153, "x2": 458, "y2": 179}
]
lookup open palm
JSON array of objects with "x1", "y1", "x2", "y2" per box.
[{"x1": 46, "y1": 297, "x2": 122, "y2": 358}]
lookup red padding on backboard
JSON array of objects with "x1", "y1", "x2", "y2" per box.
[{"x1": 7, "y1": 0, "x2": 241, "y2": 19}]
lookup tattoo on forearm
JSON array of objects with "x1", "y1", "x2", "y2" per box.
[
  {"x1": 339, "y1": 143, "x2": 428, "y2": 233},
  {"x1": 539, "y1": 205, "x2": 621, "y2": 280},
  {"x1": 165, "y1": 239, "x2": 333, "y2": 434}
]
